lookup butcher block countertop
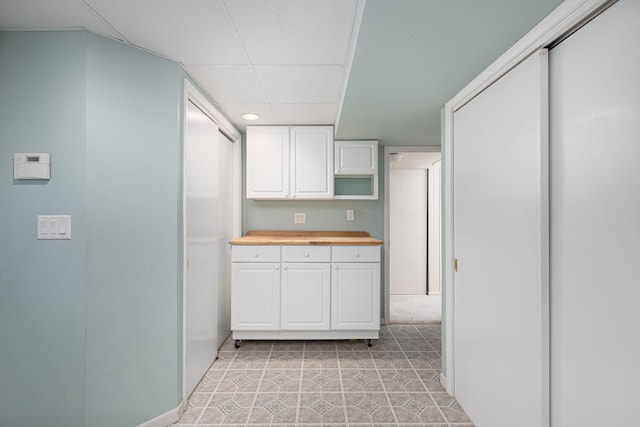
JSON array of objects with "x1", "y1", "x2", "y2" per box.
[{"x1": 229, "y1": 231, "x2": 383, "y2": 246}]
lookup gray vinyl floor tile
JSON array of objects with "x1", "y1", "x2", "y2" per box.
[{"x1": 172, "y1": 325, "x2": 474, "y2": 427}]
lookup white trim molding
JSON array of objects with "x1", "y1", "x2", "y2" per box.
[
  {"x1": 383, "y1": 145, "x2": 440, "y2": 325},
  {"x1": 184, "y1": 79, "x2": 241, "y2": 142},
  {"x1": 335, "y1": 0, "x2": 367, "y2": 130},
  {"x1": 137, "y1": 401, "x2": 184, "y2": 427},
  {"x1": 441, "y1": 0, "x2": 613, "y2": 397}
]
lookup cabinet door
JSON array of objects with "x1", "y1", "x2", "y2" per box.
[
  {"x1": 246, "y1": 126, "x2": 289, "y2": 199},
  {"x1": 290, "y1": 126, "x2": 333, "y2": 199},
  {"x1": 281, "y1": 263, "x2": 330, "y2": 330},
  {"x1": 231, "y1": 262, "x2": 280, "y2": 330},
  {"x1": 335, "y1": 140, "x2": 378, "y2": 175},
  {"x1": 331, "y1": 263, "x2": 380, "y2": 330}
]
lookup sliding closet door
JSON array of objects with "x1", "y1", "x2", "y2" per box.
[
  {"x1": 453, "y1": 50, "x2": 549, "y2": 427},
  {"x1": 550, "y1": 1, "x2": 640, "y2": 425},
  {"x1": 185, "y1": 101, "x2": 220, "y2": 397}
]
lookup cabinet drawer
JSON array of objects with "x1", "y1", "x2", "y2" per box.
[
  {"x1": 232, "y1": 245, "x2": 281, "y2": 262},
  {"x1": 331, "y1": 245, "x2": 380, "y2": 263},
  {"x1": 282, "y1": 246, "x2": 330, "y2": 262}
]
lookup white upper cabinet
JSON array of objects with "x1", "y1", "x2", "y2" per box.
[
  {"x1": 246, "y1": 126, "x2": 290, "y2": 199},
  {"x1": 333, "y1": 140, "x2": 379, "y2": 200},
  {"x1": 334, "y1": 140, "x2": 378, "y2": 175},
  {"x1": 290, "y1": 126, "x2": 334, "y2": 199},
  {"x1": 246, "y1": 125, "x2": 333, "y2": 199}
]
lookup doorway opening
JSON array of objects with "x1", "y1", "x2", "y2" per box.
[{"x1": 385, "y1": 148, "x2": 441, "y2": 324}]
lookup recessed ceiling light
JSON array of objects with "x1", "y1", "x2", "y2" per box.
[{"x1": 241, "y1": 113, "x2": 260, "y2": 121}]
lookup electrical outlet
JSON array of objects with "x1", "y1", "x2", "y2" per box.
[
  {"x1": 346, "y1": 209, "x2": 355, "y2": 221},
  {"x1": 294, "y1": 212, "x2": 306, "y2": 224}
]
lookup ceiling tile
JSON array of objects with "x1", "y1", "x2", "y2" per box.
[
  {"x1": 0, "y1": 0, "x2": 122, "y2": 39},
  {"x1": 85, "y1": 0, "x2": 247, "y2": 64},
  {"x1": 217, "y1": 103, "x2": 276, "y2": 129},
  {"x1": 185, "y1": 65, "x2": 266, "y2": 104},
  {"x1": 271, "y1": 103, "x2": 337, "y2": 125},
  {"x1": 255, "y1": 65, "x2": 344, "y2": 103},
  {"x1": 225, "y1": 0, "x2": 357, "y2": 65}
]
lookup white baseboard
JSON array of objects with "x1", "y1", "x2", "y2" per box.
[
  {"x1": 440, "y1": 372, "x2": 453, "y2": 396},
  {"x1": 137, "y1": 400, "x2": 184, "y2": 427}
]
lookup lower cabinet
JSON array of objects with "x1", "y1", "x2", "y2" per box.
[
  {"x1": 231, "y1": 262, "x2": 281, "y2": 330},
  {"x1": 281, "y1": 263, "x2": 330, "y2": 330},
  {"x1": 231, "y1": 244, "x2": 380, "y2": 341},
  {"x1": 331, "y1": 263, "x2": 380, "y2": 330}
]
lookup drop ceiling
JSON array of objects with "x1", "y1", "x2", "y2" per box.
[{"x1": 0, "y1": 0, "x2": 563, "y2": 145}]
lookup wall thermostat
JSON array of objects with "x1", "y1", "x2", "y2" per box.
[{"x1": 14, "y1": 153, "x2": 50, "y2": 180}]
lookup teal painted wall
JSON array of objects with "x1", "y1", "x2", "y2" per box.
[
  {"x1": 243, "y1": 143, "x2": 385, "y2": 240},
  {"x1": 0, "y1": 31, "x2": 87, "y2": 427},
  {"x1": 0, "y1": 31, "x2": 184, "y2": 427},
  {"x1": 84, "y1": 33, "x2": 182, "y2": 426}
]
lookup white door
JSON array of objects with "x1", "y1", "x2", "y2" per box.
[
  {"x1": 390, "y1": 168, "x2": 427, "y2": 294},
  {"x1": 549, "y1": 1, "x2": 640, "y2": 425},
  {"x1": 185, "y1": 101, "x2": 219, "y2": 396},
  {"x1": 231, "y1": 263, "x2": 281, "y2": 331},
  {"x1": 453, "y1": 50, "x2": 549, "y2": 427},
  {"x1": 335, "y1": 140, "x2": 377, "y2": 175},
  {"x1": 246, "y1": 126, "x2": 289, "y2": 199},
  {"x1": 331, "y1": 263, "x2": 380, "y2": 330},
  {"x1": 281, "y1": 263, "x2": 330, "y2": 330},
  {"x1": 290, "y1": 126, "x2": 334, "y2": 199}
]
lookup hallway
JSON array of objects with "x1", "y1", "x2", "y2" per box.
[
  {"x1": 389, "y1": 295, "x2": 441, "y2": 324},
  {"x1": 174, "y1": 325, "x2": 472, "y2": 426}
]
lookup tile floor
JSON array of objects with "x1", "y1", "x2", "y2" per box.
[{"x1": 173, "y1": 324, "x2": 473, "y2": 426}]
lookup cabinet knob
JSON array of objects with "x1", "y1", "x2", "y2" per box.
[
  {"x1": 354, "y1": 252, "x2": 360, "y2": 258},
  {"x1": 283, "y1": 265, "x2": 288, "y2": 270},
  {"x1": 275, "y1": 266, "x2": 280, "y2": 271},
  {"x1": 304, "y1": 252, "x2": 310, "y2": 257},
  {"x1": 253, "y1": 252, "x2": 259, "y2": 258},
  {"x1": 334, "y1": 265, "x2": 338, "y2": 270}
]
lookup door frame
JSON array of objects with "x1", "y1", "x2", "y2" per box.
[
  {"x1": 441, "y1": 0, "x2": 614, "y2": 396},
  {"x1": 182, "y1": 79, "x2": 241, "y2": 402},
  {"x1": 383, "y1": 146, "x2": 440, "y2": 324}
]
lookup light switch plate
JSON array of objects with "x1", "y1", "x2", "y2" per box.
[
  {"x1": 294, "y1": 212, "x2": 306, "y2": 224},
  {"x1": 38, "y1": 215, "x2": 71, "y2": 239}
]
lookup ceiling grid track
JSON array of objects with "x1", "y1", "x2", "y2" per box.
[
  {"x1": 220, "y1": 0, "x2": 275, "y2": 122},
  {"x1": 80, "y1": 0, "x2": 128, "y2": 43}
]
